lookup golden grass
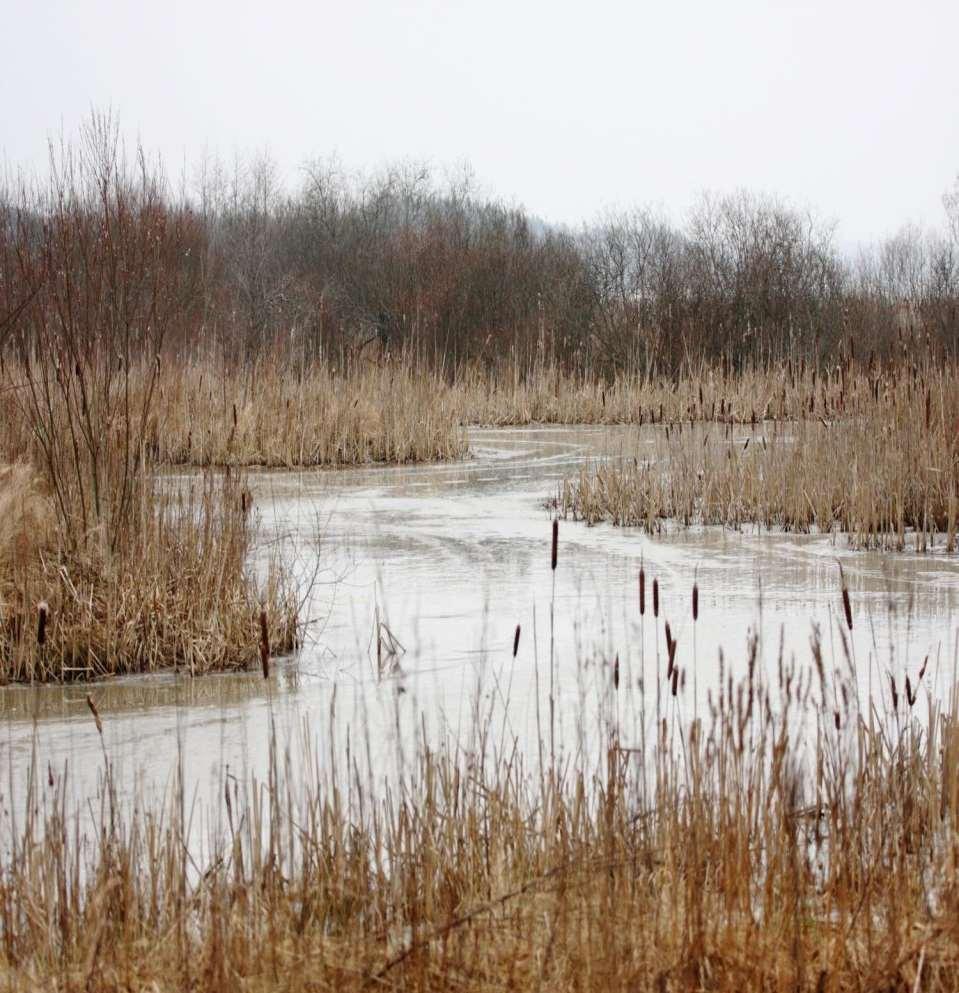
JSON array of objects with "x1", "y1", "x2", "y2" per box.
[
  {"x1": 0, "y1": 349, "x2": 894, "y2": 470},
  {"x1": 146, "y1": 354, "x2": 468, "y2": 468},
  {"x1": 2, "y1": 613, "x2": 958, "y2": 991},
  {"x1": 558, "y1": 358, "x2": 959, "y2": 550},
  {"x1": 0, "y1": 466, "x2": 298, "y2": 683},
  {"x1": 1, "y1": 352, "x2": 467, "y2": 470},
  {"x1": 454, "y1": 350, "x2": 863, "y2": 426},
  {"x1": 0, "y1": 349, "x2": 300, "y2": 684}
]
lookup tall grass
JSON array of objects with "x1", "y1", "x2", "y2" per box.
[
  {"x1": 558, "y1": 356, "x2": 959, "y2": 550},
  {"x1": 2, "y1": 619, "x2": 958, "y2": 990}
]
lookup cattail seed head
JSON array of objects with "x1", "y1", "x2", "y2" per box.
[
  {"x1": 639, "y1": 568, "x2": 646, "y2": 616},
  {"x1": 838, "y1": 564, "x2": 852, "y2": 630},
  {"x1": 513, "y1": 624, "x2": 521, "y2": 658},
  {"x1": 551, "y1": 519, "x2": 558, "y2": 571},
  {"x1": 671, "y1": 666, "x2": 679, "y2": 696},
  {"x1": 890, "y1": 675, "x2": 899, "y2": 711},
  {"x1": 692, "y1": 583, "x2": 699, "y2": 622},
  {"x1": 259, "y1": 607, "x2": 270, "y2": 679},
  {"x1": 613, "y1": 655, "x2": 620, "y2": 691},
  {"x1": 37, "y1": 601, "x2": 48, "y2": 646},
  {"x1": 653, "y1": 579, "x2": 659, "y2": 618}
]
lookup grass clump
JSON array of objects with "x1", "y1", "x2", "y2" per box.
[
  {"x1": 143, "y1": 351, "x2": 467, "y2": 468},
  {"x1": 558, "y1": 357, "x2": 959, "y2": 550}
]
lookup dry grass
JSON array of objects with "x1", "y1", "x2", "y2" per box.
[
  {"x1": 454, "y1": 348, "x2": 875, "y2": 427},
  {"x1": 146, "y1": 352, "x2": 468, "y2": 468},
  {"x1": 2, "y1": 607, "x2": 958, "y2": 991},
  {"x1": 0, "y1": 463, "x2": 298, "y2": 683},
  {"x1": 0, "y1": 347, "x2": 905, "y2": 471},
  {"x1": 558, "y1": 357, "x2": 959, "y2": 550}
]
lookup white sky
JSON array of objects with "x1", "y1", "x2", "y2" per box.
[{"x1": 2, "y1": 0, "x2": 957, "y2": 246}]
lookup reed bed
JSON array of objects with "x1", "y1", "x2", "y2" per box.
[
  {"x1": 454, "y1": 346, "x2": 919, "y2": 427},
  {"x1": 1, "y1": 346, "x2": 930, "y2": 471},
  {"x1": 2, "y1": 613, "x2": 958, "y2": 991},
  {"x1": 0, "y1": 464, "x2": 297, "y2": 683},
  {"x1": 558, "y1": 358, "x2": 959, "y2": 550},
  {"x1": 147, "y1": 354, "x2": 467, "y2": 468}
]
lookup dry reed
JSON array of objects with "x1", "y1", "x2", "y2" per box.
[
  {"x1": 2, "y1": 624, "x2": 958, "y2": 991},
  {"x1": 558, "y1": 357, "x2": 959, "y2": 550}
]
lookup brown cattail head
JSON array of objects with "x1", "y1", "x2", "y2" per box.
[
  {"x1": 834, "y1": 710, "x2": 841, "y2": 731},
  {"x1": 259, "y1": 607, "x2": 270, "y2": 679},
  {"x1": 653, "y1": 579, "x2": 659, "y2": 618},
  {"x1": 639, "y1": 567, "x2": 646, "y2": 616},
  {"x1": 667, "y1": 632, "x2": 678, "y2": 672},
  {"x1": 551, "y1": 519, "x2": 558, "y2": 571},
  {"x1": 671, "y1": 665, "x2": 679, "y2": 696},
  {"x1": 613, "y1": 654, "x2": 620, "y2": 690},
  {"x1": 918, "y1": 655, "x2": 929, "y2": 681},
  {"x1": 905, "y1": 676, "x2": 916, "y2": 708},
  {"x1": 692, "y1": 583, "x2": 699, "y2": 622},
  {"x1": 838, "y1": 564, "x2": 852, "y2": 630},
  {"x1": 513, "y1": 624, "x2": 521, "y2": 658},
  {"x1": 86, "y1": 694, "x2": 103, "y2": 736},
  {"x1": 37, "y1": 601, "x2": 48, "y2": 646},
  {"x1": 890, "y1": 675, "x2": 899, "y2": 712}
]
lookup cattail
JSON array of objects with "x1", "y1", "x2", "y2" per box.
[
  {"x1": 613, "y1": 655, "x2": 620, "y2": 690},
  {"x1": 834, "y1": 710, "x2": 841, "y2": 731},
  {"x1": 890, "y1": 675, "x2": 899, "y2": 711},
  {"x1": 671, "y1": 665, "x2": 679, "y2": 696},
  {"x1": 36, "y1": 601, "x2": 48, "y2": 646},
  {"x1": 692, "y1": 582, "x2": 699, "y2": 622},
  {"x1": 259, "y1": 607, "x2": 270, "y2": 679},
  {"x1": 918, "y1": 655, "x2": 928, "y2": 681},
  {"x1": 232, "y1": 401, "x2": 238, "y2": 428},
  {"x1": 667, "y1": 632, "x2": 677, "y2": 673},
  {"x1": 513, "y1": 624, "x2": 521, "y2": 658},
  {"x1": 551, "y1": 519, "x2": 558, "y2": 571},
  {"x1": 838, "y1": 564, "x2": 852, "y2": 630},
  {"x1": 86, "y1": 695, "x2": 103, "y2": 736},
  {"x1": 639, "y1": 567, "x2": 646, "y2": 616},
  {"x1": 653, "y1": 579, "x2": 659, "y2": 618},
  {"x1": 905, "y1": 676, "x2": 916, "y2": 708}
]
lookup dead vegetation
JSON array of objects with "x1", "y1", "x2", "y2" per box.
[
  {"x1": 0, "y1": 118, "x2": 299, "y2": 684},
  {"x1": 2, "y1": 596, "x2": 958, "y2": 991},
  {"x1": 558, "y1": 354, "x2": 959, "y2": 550}
]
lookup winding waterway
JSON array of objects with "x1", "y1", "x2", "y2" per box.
[{"x1": 3, "y1": 424, "x2": 958, "y2": 827}]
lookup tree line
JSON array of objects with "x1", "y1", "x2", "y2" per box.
[{"x1": 2, "y1": 118, "x2": 958, "y2": 376}]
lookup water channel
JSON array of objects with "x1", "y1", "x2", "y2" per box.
[{"x1": 2, "y1": 424, "x2": 958, "y2": 828}]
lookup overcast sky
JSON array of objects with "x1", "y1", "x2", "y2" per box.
[{"x1": 2, "y1": 0, "x2": 957, "y2": 246}]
